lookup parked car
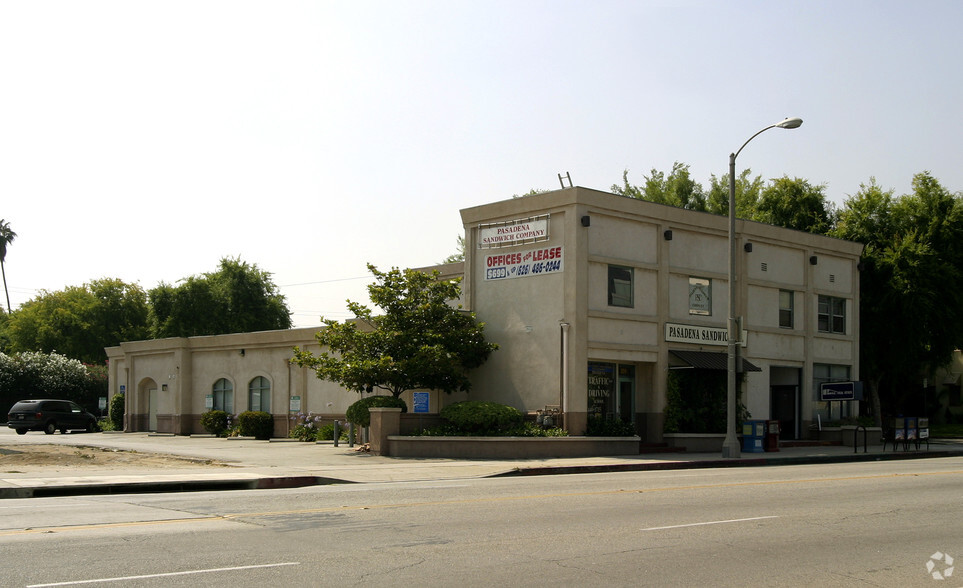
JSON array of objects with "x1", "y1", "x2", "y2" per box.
[{"x1": 6, "y1": 399, "x2": 98, "y2": 435}]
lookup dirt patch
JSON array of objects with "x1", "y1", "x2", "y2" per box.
[{"x1": 0, "y1": 445, "x2": 227, "y2": 472}]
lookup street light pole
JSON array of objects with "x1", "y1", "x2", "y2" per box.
[{"x1": 721, "y1": 117, "x2": 803, "y2": 459}]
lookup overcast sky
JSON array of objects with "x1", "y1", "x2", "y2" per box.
[{"x1": 2, "y1": 1, "x2": 961, "y2": 327}]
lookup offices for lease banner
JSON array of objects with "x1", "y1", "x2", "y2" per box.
[{"x1": 108, "y1": 187, "x2": 862, "y2": 443}]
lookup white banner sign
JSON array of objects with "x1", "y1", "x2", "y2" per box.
[
  {"x1": 484, "y1": 246, "x2": 563, "y2": 280},
  {"x1": 478, "y1": 216, "x2": 549, "y2": 248}
]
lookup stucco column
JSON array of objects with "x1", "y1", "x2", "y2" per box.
[{"x1": 368, "y1": 407, "x2": 402, "y2": 456}]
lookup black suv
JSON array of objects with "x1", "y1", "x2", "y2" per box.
[{"x1": 7, "y1": 399, "x2": 98, "y2": 435}]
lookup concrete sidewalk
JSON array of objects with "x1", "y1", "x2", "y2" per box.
[{"x1": 2, "y1": 429, "x2": 962, "y2": 498}]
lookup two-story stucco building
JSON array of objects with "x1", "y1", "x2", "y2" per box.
[{"x1": 107, "y1": 186, "x2": 863, "y2": 444}]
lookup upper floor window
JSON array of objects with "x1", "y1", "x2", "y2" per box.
[
  {"x1": 779, "y1": 290, "x2": 794, "y2": 328},
  {"x1": 608, "y1": 265, "x2": 633, "y2": 308},
  {"x1": 688, "y1": 277, "x2": 711, "y2": 316},
  {"x1": 817, "y1": 295, "x2": 846, "y2": 334},
  {"x1": 249, "y1": 376, "x2": 271, "y2": 413}
]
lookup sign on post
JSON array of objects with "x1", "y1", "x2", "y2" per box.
[{"x1": 819, "y1": 381, "x2": 863, "y2": 401}]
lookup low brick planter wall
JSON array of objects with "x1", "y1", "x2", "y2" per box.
[
  {"x1": 386, "y1": 436, "x2": 640, "y2": 459},
  {"x1": 663, "y1": 433, "x2": 726, "y2": 452}
]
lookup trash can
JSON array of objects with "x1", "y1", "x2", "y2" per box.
[
  {"x1": 742, "y1": 420, "x2": 766, "y2": 453},
  {"x1": 765, "y1": 420, "x2": 780, "y2": 452}
]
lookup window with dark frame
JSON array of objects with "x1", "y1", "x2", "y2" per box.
[
  {"x1": 608, "y1": 265, "x2": 633, "y2": 308},
  {"x1": 779, "y1": 289, "x2": 794, "y2": 328},
  {"x1": 817, "y1": 295, "x2": 846, "y2": 334}
]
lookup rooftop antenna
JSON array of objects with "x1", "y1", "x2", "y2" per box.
[{"x1": 558, "y1": 172, "x2": 573, "y2": 189}]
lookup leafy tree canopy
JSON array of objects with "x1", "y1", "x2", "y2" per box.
[
  {"x1": 292, "y1": 264, "x2": 498, "y2": 398},
  {"x1": 613, "y1": 162, "x2": 707, "y2": 211},
  {"x1": 149, "y1": 257, "x2": 292, "y2": 338},
  {"x1": 755, "y1": 176, "x2": 835, "y2": 234},
  {"x1": 4, "y1": 278, "x2": 149, "y2": 363},
  {"x1": 832, "y1": 172, "x2": 963, "y2": 420},
  {"x1": 0, "y1": 350, "x2": 105, "y2": 415}
]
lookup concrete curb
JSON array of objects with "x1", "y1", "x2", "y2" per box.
[
  {"x1": 2, "y1": 449, "x2": 958, "y2": 499},
  {"x1": 499, "y1": 449, "x2": 960, "y2": 477}
]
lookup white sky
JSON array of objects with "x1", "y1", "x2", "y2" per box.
[{"x1": 2, "y1": 0, "x2": 961, "y2": 327}]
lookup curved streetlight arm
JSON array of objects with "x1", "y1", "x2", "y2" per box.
[
  {"x1": 731, "y1": 118, "x2": 803, "y2": 163},
  {"x1": 721, "y1": 116, "x2": 802, "y2": 460}
]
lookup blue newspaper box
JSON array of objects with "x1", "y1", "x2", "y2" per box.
[{"x1": 742, "y1": 420, "x2": 766, "y2": 453}]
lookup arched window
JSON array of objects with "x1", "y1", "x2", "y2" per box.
[
  {"x1": 212, "y1": 378, "x2": 234, "y2": 413},
  {"x1": 249, "y1": 376, "x2": 271, "y2": 413}
]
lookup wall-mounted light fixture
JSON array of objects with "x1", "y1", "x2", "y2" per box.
[
  {"x1": 240, "y1": 349, "x2": 246, "y2": 356},
  {"x1": 743, "y1": 242, "x2": 753, "y2": 253},
  {"x1": 809, "y1": 255, "x2": 818, "y2": 265},
  {"x1": 663, "y1": 230, "x2": 673, "y2": 241},
  {"x1": 581, "y1": 215, "x2": 590, "y2": 227}
]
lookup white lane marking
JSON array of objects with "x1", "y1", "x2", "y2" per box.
[
  {"x1": 26, "y1": 562, "x2": 301, "y2": 587},
  {"x1": 642, "y1": 515, "x2": 779, "y2": 531}
]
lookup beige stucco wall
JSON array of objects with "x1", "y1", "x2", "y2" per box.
[{"x1": 107, "y1": 185, "x2": 863, "y2": 443}]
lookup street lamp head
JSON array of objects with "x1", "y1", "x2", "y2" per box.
[{"x1": 776, "y1": 117, "x2": 803, "y2": 129}]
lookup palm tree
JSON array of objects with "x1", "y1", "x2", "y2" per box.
[{"x1": 0, "y1": 219, "x2": 16, "y2": 314}]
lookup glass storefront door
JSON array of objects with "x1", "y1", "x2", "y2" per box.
[{"x1": 588, "y1": 362, "x2": 635, "y2": 423}]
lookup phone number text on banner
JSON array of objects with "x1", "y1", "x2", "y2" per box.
[{"x1": 484, "y1": 246, "x2": 563, "y2": 280}]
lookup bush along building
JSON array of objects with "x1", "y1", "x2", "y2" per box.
[{"x1": 107, "y1": 187, "x2": 863, "y2": 446}]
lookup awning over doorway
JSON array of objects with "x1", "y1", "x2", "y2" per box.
[{"x1": 669, "y1": 350, "x2": 762, "y2": 373}]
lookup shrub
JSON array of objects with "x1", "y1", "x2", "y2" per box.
[
  {"x1": 237, "y1": 411, "x2": 274, "y2": 440},
  {"x1": 109, "y1": 394, "x2": 125, "y2": 430},
  {"x1": 346, "y1": 396, "x2": 407, "y2": 428},
  {"x1": 585, "y1": 415, "x2": 636, "y2": 437},
  {"x1": 201, "y1": 410, "x2": 230, "y2": 436},
  {"x1": 415, "y1": 417, "x2": 568, "y2": 437},
  {"x1": 440, "y1": 401, "x2": 523, "y2": 435},
  {"x1": 289, "y1": 412, "x2": 322, "y2": 441}
]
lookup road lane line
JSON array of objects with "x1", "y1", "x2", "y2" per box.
[
  {"x1": 641, "y1": 515, "x2": 779, "y2": 531},
  {"x1": 26, "y1": 562, "x2": 300, "y2": 587}
]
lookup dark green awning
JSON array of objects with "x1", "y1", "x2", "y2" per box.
[{"x1": 669, "y1": 350, "x2": 762, "y2": 373}]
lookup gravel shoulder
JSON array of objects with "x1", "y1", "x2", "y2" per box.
[{"x1": 0, "y1": 444, "x2": 228, "y2": 473}]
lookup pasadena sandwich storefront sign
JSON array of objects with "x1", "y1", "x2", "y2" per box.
[{"x1": 664, "y1": 322, "x2": 730, "y2": 346}]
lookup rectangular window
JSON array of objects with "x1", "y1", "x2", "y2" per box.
[
  {"x1": 779, "y1": 290, "x2": 794, "y2": 328},
  {"x1": 817, "y1": 295, "x2": 846, "y2": 334},
  {"x1": 608, "y1": 265, "x2": 633, "y2": 308},
  {"x1": 813, "y1": 363, "x2": 852, "y2": 420},
  {"x1": 688, "y1": 277, "x2": 711, "y2": 316}
]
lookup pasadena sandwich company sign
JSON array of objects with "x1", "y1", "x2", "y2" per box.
[{"x1": 664, "y1": 322, "x2": 730, "y2": 346}]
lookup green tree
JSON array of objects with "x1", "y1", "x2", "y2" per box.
[
  {"x1": 5, "y1": 278, "x2": 149, "y2": 364},
  {"x1": 613, "y1": 162, "x2": 707, "y2": 211},
  {"x1": 149, "y1": 257, "x2": 292, "y2": 338},
  {"x1": 753, "y1": 176, "x2": 834, "y2": 234},
  {"x1": 0, "y1": 219, "x2": 16, "y2": 314},
  {"x1": 0, "y1": 350, "x2": 97, "y2": 415},
  {"x1": 832, "y1": 173, "x2": 963, "y2": 424},
  {"x1": 292, "y1": 264, "x2": 498, "y2": 398},
  {"x1": 705, "y1": 169, "x2": 766, "y2": 218},
  {"x1": 442, "y1": 234, "x2": 466, "y2": 264}
]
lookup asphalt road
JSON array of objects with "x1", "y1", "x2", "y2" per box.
[{"x1": 1, "y1": 457, "x2": 961, "y2": 587}]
